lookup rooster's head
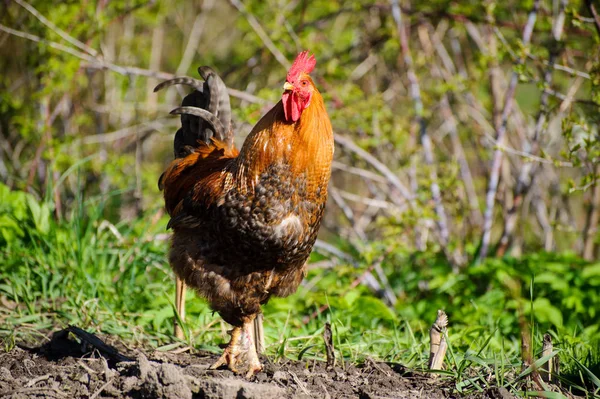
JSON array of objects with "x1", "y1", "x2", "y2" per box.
[{"x1": 282, "y1": 51, "x2": 316, "y2": 123}]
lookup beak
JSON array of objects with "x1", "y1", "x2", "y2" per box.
[{"x1": 283, "y1": 82, "x2": 294, "y2": 91}]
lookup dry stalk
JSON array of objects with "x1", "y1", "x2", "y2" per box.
[
  {"x1": 540, "y1": 333, "x2": 559, "y2": 383},
  {"x1": 252, "y1": 313, "x2": 265, "y2": 354},
  {"x1": 428, "y1": 309, "x2": 448, "y2": 370},
  {"x1": 324, "y1": 322, "x2": 335, "y2": 369}
]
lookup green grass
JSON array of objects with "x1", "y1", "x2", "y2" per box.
[{"x1": 1, "y1": 182, "x2": 599, "y2": 397}]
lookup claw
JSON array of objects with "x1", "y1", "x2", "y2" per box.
[
  {"x1": 210, "y1": 349, "x2": 239, "y2": 373},
  {"x1": 210, "y1": 326, "x2": 242, "y2": 372},
  {"x1": 245, "y1": 363, "x2": 263, "y2": 379},
  {"x1": 209, "y1": 320, "x2": 264, "y2": 378}
]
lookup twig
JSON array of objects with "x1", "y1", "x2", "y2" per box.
[
  {"x1": 496, "y1": 0, "x2": 568, "y2": 256},
  {"x1": 585, "y1": 0, "x2": 600, "y2": 37},
  {"x1": 526, "y1": 55, "x2": 591, "y2": 80},
  {"x1": 77, "y1": 120, "x2": 174, "y2": 145},
  {"x1": 77, "y1": 360, "x2": 97, "y2": 375},
  {"x1": 334, "y1": 134, "x2": 413, "y2": 203},
  {"x1": 349, "y1": 52, "x2": 379, "y2": 81},
  {"x1": 25, "y1": 374, "x2": 51, "y2": 387},
  {"x1": 478, "y1": 0, "x2": 541, "y2": 261},
  {"x1": 288, "y1": 371, "x2": 310, "y2": 396},
  {"x1": 313, "y1": 240, "x2": 356, "y2": 266},
  {"x1": 493, "y1": 143, "x2": 573, "y2": 167},
  {"x1": 533, "y1": 191, "x2": 555, "y2": 251},
  {"x1": 0, "y1": 23, "x2": 267, "y2": 105},
  {"x1": 89, "y1": 378, "x2": 114, "y2": 399},
  {"x1": 13, "y1": 0, "x2": 98, "y2": 57},
  {"x1": 0, "y1": 23, "x2": 97, "y2": 68},
  {"x1": 323, "y1": 322, "x2": 335, "y2": 369},
  {"x1": 496, "y1": 0, "x2": 567, "y2": 256},
  {"x1": 330, "y1": 186, "x2": 360, "y2": 236},
  {"x1": 329, "y1": 185, "x2": 398, "y2": 306},
  {"x1": 229, "y1": 0, "x2": 290, "y2": 69},
  {"x1": 331, "y1": 160, "x2": 387, "y2": 184},
  {"x1": 391, "y1": 0, "x2": 450, "y2": 247},
  {"x1": 355, "y1": 180, "x2": 388, "y2": 232},
  {"x1": 176, "y1": 0, "x2": 215, "y2": 76},
  {"x1": 420, "y1": 23, "x2": 482, "y2": 228},
  {"x1": 336, "y1": 189, "x2": 394, "y2": 210},
  {"x1": 583, "y1": 165, "x2": 600, "y2": 260}
]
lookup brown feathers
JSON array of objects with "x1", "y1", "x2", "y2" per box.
[{"x1": 161, "y1": 140, "x2": 238, "y2": 216}]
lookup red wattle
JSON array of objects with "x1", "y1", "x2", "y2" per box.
[{"x1": 282, "y1": 91, "x2": 302, "y2": 122}]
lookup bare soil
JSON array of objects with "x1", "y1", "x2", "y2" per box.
[{"x1": 0, "y1": 328, "x2": 512, "y2": 399}]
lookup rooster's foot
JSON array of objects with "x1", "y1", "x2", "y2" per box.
[
  {"x1": 242, "y1": 319, "x2": 263, "y2": 379},
  {"x1": 209, "y1": 326, "x2": 242, "y2": 372},
  {"x1": 244, "y1": 358, "x2": 263, "y2": 379}
]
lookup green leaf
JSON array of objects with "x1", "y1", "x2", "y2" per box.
[
  {"x1": 26, "y1": 195, "x2": 50, "y2": 235},
  {"x1": 571, "y1": 356, "x2": 600, "y2": 389},
  {"x1": 531, "y1": 298, "x2": 563, "y2": 328},
  {"x1": 353, "y1": 297, "x2": 397, "y2": 323},
  {"x1": 524, "y1": 391, "x2": 569, "y2": 399},
  {"x1": 518, "y1": 349, "x2": 561, "y2": 380},
  {"x1": 582, "y1": 263, "x2": 600, "y2": 279}
]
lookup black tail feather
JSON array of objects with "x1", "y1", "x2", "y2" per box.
[
  {"x1": 198, "y1": 66, "x2": 233, "y2": 146},
  {"x1": 156, "y1": 68, "x2": 234, "y2": 159},
  {"x1": 170, "y1": 106, "x2": 226, "y2": 140}
]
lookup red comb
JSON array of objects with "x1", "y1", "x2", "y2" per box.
[{"x1": 286, "y1": 51, "x2": 316, "y2": 82}]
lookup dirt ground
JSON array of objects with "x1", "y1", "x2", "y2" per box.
[{"x1": 0, "y1": 327, "x2": 513, "y2": 399}]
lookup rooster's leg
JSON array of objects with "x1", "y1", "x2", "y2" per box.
[
  {"x1": 242, "y1": 317, "x2": 263, "y2": 378},
  {"x1": 174, "y1": 277, "x2": 186, "y2": 339},
  {"x1": 210, "y1": 326, "x2": 243, "y2": 372}
]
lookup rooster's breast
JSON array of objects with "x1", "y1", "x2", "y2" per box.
[{"x1": 210, "y1": 162, "x2": 326, "y2": 273}]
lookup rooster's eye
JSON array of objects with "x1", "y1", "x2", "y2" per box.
[{"x1": 301, "y1": 81, "x2": 308, "y2": 86}]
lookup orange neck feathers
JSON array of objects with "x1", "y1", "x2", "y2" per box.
[{"x1": 233, "y1": 85, "x2": 334, "y2": 196}]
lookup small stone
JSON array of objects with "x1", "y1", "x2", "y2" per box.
[
  {"x1": 159, "y1": 363, "x2": 181, "y2": 385},
  {"x1": 0, "y1": 367, "x2": 12, "y2": 381},
  {"x1": 272, "y1": 370, "x2": 287, "y2": 382}
]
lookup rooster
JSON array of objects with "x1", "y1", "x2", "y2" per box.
[{"x1": 157, "y1": 51, "x2": 334, "y2": 377}]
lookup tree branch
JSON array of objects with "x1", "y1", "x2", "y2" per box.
[
  {"x1": 496, "y1": 0, "x2": 568, "y2": 256},
  {"x1": 13, "y1": 0, "x2": 98, "y2": 57},
  {"x1": 229, "y1": 0, "x2": 290, "y2": 69},
  {"x1": 391, "y1": 0, "x2": 450, "y2": 247},
  {"x1": 478, "y1": 0, "x2": 541, "y2": 261}
]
